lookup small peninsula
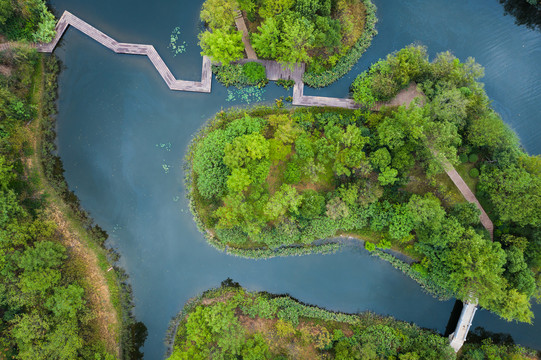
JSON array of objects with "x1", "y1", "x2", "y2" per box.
[
  {"x1": 166, "y1": 282, "x2": 538, "y2": 359},
  {"x1": 187, "y1": 45, "x2": 541, "y2": 324},
  {"x1": 198, "y1": 0, "x2": 377, "y2": 87}
]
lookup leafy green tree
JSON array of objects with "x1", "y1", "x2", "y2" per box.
[
  {"x1": 352, "y1": 71, "x2": 377, "y2": 108},
  {"x1": 224, "y1": 133, "x2": 270, "y2": 169},
  {"x1": 325, "y1": 196, "x2": 349, "y2": 220},
  {"x1": 0, "y1": 0, "x2": 13, "y2": 24},
  {"x1": 227, "y1": 168, "x2": 253, "y2": 193},
  {"x1": 277, "y1": 14, "x2": 315, "y2": 66},
  {"x1": 389, "y1": 205, "x2": 414, "y2": 240},
  {"x1": 313, "y1": 16, "x2": 341, "y2": 48},
  {"x1": 259, "y1": 0, "x2": 294, "y2": 18},
  {"x1": 252, "y1": 17, "x2": 282, "y2": 59},
  {"x1": 479, "y1": 165, "x2": 541, "y2": 226},
  {"x1": 299, "y1": 190, "x2": 325, "y2": 219},
  {"x1": 200, "y1": 0, "x2": 237, "y2": 30},
  {"x1": 199, "y1": 29, "x2": 244, "y2": 64},
  {"x1": 429, "y1": 88, "x2": 469, "y2": 129},
  {"x1": 370, "y1": 147, "x2": 391, "y2": 170},
  {"x1": 467, "y1": 112, "x2": 519, "y2": 153},
  {"x1": 450, "y1": 202, "x2": 480, "y2": 226},
  {"x1": 241, "y1": 334, "x2": 270, "y2": 359},
  {"x1": 378, "y1": 167, "x2": 398, "y2": 186},
  {"x1": 32, "y1": 2, "x2": 56, "y2": 42},
  {"x1": 264, "y1": 184, "x2": 302, "y2": 221}
]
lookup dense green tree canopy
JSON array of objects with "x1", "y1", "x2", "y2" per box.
[{"x1": 199, "y1": 0, "x2": 370, "y2": 68}]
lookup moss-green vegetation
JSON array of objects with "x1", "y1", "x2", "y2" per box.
[
  {"x1": 199, "y1": 0, "x2": 377, "y2": 87},
  {"x1": 0, "y1": 45, "x2": 146, "y2": 359},
  {"x1": 212, "y1": 61, "x2": 268, "y2": 88},
  {"x1": 188, "y1": 45, "x2": 541, "y2": 324},
  {"x1": 167, "y1": 283, "x2": 539, "y2": 359},
  {"x1": 0, "y1": 0, "x2": 56, "y2": 42}
]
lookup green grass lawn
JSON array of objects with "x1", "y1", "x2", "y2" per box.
[{"x1": 456, "y1": 162, "x2": 479, "y2": 194}]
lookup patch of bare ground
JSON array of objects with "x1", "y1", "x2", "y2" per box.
[
  {"x1": 47, "y1": 203, "x2": 120, "y2": 357},
  {"x1": 201, "y1": 292, "x2": 235, "y2": 306},
  {"x1": 0, "y1": 64, "x2": 11, "y2": 76},
  {"x1": 373, "y1": 82, "x2": 425, "y2": 110}
]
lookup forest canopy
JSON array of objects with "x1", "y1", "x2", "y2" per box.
[
  {"x1": 167, "y1": 283, "x2": 538, "y2": 360},
  {"x1": 198, "y1": 0, "x2": 375, "y2": 73},
  {"x1": 188, "y1": 45, "x2": 541, "y2": 323},
  {"x1": 0, "y1": 0, "x2": 56, "y2": 42}
]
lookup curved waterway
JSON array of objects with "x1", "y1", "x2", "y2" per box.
[{"x1": 49, "y1": 0, "x2": 540, "y2": 358}]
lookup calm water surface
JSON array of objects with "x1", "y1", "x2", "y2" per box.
[{"x1": 48, "y1": 0, "x2": 541, "y2": 358}]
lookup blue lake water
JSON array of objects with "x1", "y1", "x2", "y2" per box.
[{"x1": 48, "y1": 0, "x2": 541, "y2": 358}]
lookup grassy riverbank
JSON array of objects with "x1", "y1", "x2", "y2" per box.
[
  {"x1": 166, "y1": 282, "x2": 539, "y2": 359},
  {"x1": 0, "y1": 45, "x2": 145, "y2": 359}
]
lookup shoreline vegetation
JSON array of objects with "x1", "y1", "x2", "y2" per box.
[
  {"x1": 199, "y1": 0, "x2": 377, "y2": 88},
  {"x1": 187, "y1": 45, "x2": 541, "y2": 324},
  {"x1": 165, "y1": 282, "x2": 539, "y2": 359},
  {"x1": 0, "y1": 35, "x2": 145, "y2": 360}
]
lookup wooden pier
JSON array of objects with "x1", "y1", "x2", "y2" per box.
[{"x1": 36, "y1": 11, "x2": 211, "y2": 93}]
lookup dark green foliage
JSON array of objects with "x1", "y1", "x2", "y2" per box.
[
  {"x1": 189, "y1": 44, "x2": 541, "y2": 323},
  {"x1": 303, "y1": 0, "x2": 378, "y2": 87},
  {"x1": 459, "y1": 338, "x2": 537, "y2": 360},
  {"x1": 451, "y1": 202, "x2": 481, "y2": 226},
  {"x1": 479, "y1": 165, "x2": 541, "y2": 227},
  {"x1": 242, "y1": 62, "x2": 267, "y2": 83},
  {"x1": 469, "y1": 168, "x2": 479, "y2": 178},
  {"x1": 284, "y1": 161, "x2": 301, "y2": 184},
  {"x1": 200, "y1": 0, "x2": 376, "y2": 83},
  {"x1": 299, "y1": 190, "x2": 326, "y2": 219},
  {"x1": 212, "y1": 62, "x2": 268, "y2": 88},
  {"x1": 0, "y1": 0, "x2": 56, "y2": 41},
  {"x1": 168, "y1": 285, "x2": 459, "y2": 359},
  {"x1": 0, "y1": 53, "x2": 126, "y2": 359},
  {"x1": 459, "y1": 153, "x2": 469, "y2": 163}
]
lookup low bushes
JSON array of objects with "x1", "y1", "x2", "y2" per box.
[
  {"x1": 213, "y1": 62, "x2": 268, "y2": 88},
  {"x1": 302, "y1": 0, "x2": 378, "y2": 88},
  {"x1": 167, "y1": 283, "x2": 457, "y2": 360}
]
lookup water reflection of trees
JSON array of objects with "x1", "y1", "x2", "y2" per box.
[{"x1": 500, "y1": 0, "x2": 541, "y2": 31}]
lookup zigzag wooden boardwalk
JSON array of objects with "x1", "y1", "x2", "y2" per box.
[{"x1": 35, "y1": 11, "x2": 211, "y2": 93}]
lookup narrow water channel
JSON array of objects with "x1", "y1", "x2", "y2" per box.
[{"x1": 49, "y1": 0, "x2": 541, "y2": 358}]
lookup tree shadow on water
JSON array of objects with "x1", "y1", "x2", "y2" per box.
[{"x1": 500, "y1": 0, "x2": 541, "y2": 31}]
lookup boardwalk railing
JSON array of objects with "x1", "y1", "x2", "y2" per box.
[{"x1": 36, "y1": 11, "x2": 211, "y2": 93}]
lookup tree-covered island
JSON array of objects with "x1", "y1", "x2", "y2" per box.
[
  {"x1": 166, "y1": 282, "x2": 539, "y2": 359},
  {"x1": 187, "y1": 45, "x2": 541, "y2": 324},
  {"x1": 198, "y1": 0, "x2": 377, "y2": 87}
]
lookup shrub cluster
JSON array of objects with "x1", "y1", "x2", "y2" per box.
[
  {"x1": 212, "y1": 62, "x2": 268, "y2": 88},
  {"x1": 302, "y1": 0, "x2": 378, "y2": 88},
  {"x1": 167, "y1": 284, "x2": 458, "y2": 359}
]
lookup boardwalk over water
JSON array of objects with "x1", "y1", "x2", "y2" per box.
[{"x1": 35, "y1": 11, "x2": 211, "y2": 93}]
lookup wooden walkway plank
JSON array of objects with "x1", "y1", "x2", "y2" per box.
[
  {"x1": 233, "y1": 10, "x2": 257, "y2": 60},
  {"x1": 35, "y1": 11, "x2": 211, "y2": 93},
  {"x1": 442, "y1": 160, "x2": 494, "y2": 239}
]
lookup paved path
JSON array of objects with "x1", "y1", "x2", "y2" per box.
[
  {"x1": 441, "y1": 159, "x2": 494, "y2": 239},
  {"x1": 234, "y1": 10, "x2": 257, "y2": 60},
  {"x1": 34, "y1": 11, "x2": 211, "y2": 93},
  {"x1": 450, "y1": 301, "x2": 478, "y2": 352}
]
